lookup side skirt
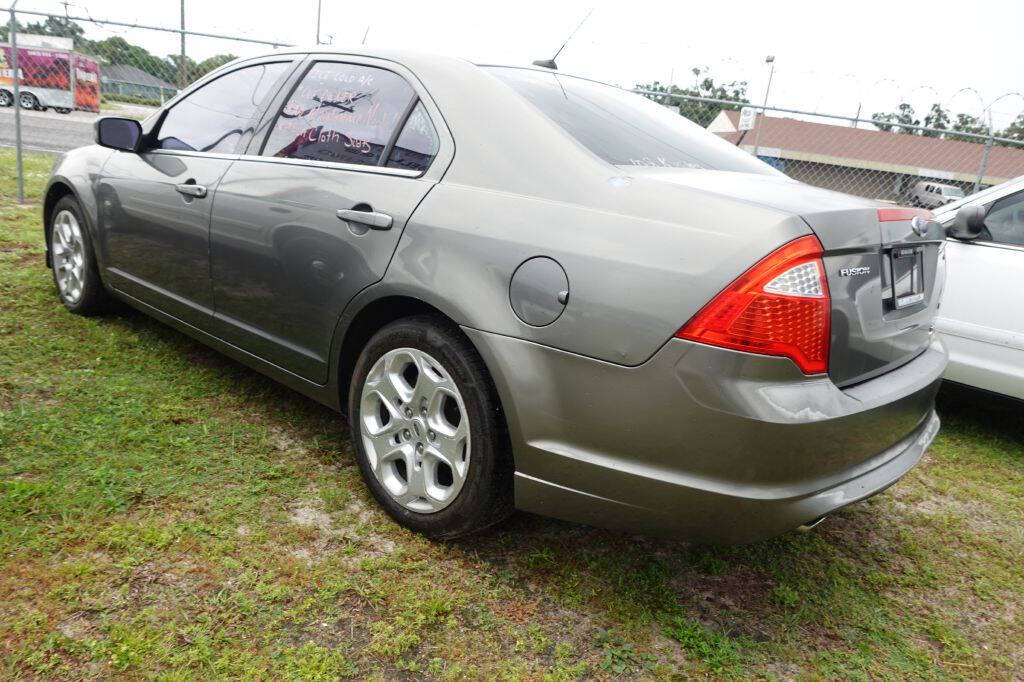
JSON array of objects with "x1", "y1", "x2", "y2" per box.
[{"x1": 109, "y1": 286, "x2": 342, "y2": 412}]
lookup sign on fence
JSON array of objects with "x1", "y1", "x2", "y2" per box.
[{"x1": 738, "y1": 106, "x2": 757, "y2": 131}]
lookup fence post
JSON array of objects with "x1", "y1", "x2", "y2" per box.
[
  {"x1": 9, "y1": 7, "x2": 24, "y2": 204},
  {"x1": 974, "y1": 132, "x2": 993, "y2": 194},
  {"x1": 178, "y1": 0, "x2": 187, "y2": 88}
]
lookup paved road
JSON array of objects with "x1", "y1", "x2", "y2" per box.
[{"x1": 0, "y1": 103, "x2": 156, "y2": 154}]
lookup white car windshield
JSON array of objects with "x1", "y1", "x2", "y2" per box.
[
  {"x1": 486, "y1": 67, "x2": 779, "y2": 175},
  {"x1": 937, "y1": 176, "x2": 1024, "y2": 215}
]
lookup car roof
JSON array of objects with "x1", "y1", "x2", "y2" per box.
[{"x1": 236, "y1": 46, "x2": 614, "y2": 89}]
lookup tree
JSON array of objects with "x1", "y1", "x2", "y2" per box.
[
  {"x1": 1000, "y1": 112, "x2": 1024, "y2": 142},
  {"x1": 636, "y1": 67, "x2": 749, "y2": 126},
  {"x1": 0, "y1": 19, "x2": 23, "y2": 42},
  {"x1": 946, "y1": 113, "x2": 989, "y2": 142},
  {"x1": 921, "y1": 103, "x2": 950, "y2": 137},
  {"x1": 871, "y1": 103, "x2": 920, "y2": 133},
  {"x1": 193, "y1": 54, "x2": 237, "y2": 79},
  {"x1": 23, "y1": 16, "x2": 85, "y2": 41}
]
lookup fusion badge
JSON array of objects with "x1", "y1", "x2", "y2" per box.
[{"x1": 839, "y1": 266, "x2": 871, "y2": 277}]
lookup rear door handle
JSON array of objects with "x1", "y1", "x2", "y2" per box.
[
  {"x1": 175, "y1": 183, "x2": 207, "y2": 198},
  {"x1": 336, "y1": 208, "x2": 393, "y2": 230}
]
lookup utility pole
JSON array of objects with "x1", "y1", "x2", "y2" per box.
[
  {"x1": 10, "y1": 0, "x2": 23, "y2": 203},
  {"x1": 316, "y1": 0, "x2": 322, "y2": 45},
  {"x1": 178, "y1": 0, "x2": 187, "y2": 88},
  {"x1": 751, "y1": 55, "x2": 775, "y2": 159}
]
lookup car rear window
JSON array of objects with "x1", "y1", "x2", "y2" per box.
[{"x1": 485, "y1": 66, "x2": 776, "y2": 175}]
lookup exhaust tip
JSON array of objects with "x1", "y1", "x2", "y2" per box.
[{"x1": 797, "y1": 515, "x2": 828, "y2": 533}]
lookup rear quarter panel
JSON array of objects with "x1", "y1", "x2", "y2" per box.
[{"x1": 382, "y1": 180, "x2": 810, "y2": 366}]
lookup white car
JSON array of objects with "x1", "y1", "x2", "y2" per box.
[
  {"x1": 911, "y1": 180, "x2": 965, "y2": 208},
  {"x1": 934, "y1": 176, "x2": 1024, "y2": 399}
]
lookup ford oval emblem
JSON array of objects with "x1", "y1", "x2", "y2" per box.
[{"x1": 910, "y1": 215, "x2": 927, "y2": 237}]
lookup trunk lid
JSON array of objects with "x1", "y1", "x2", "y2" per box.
[
  {"x1": 804, "y1": 206, "x2": 944, "y2": 386},
  {"x1": 621, "y1": 168, "x2": 945, "y2": 385}
]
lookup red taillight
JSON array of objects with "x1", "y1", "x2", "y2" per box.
[
  {"x1": 675, "y1": 235, "x2": 830, "y2": 374},
  {"x1": 877, "y1": 207, "x2": 934, "y2": 222}
]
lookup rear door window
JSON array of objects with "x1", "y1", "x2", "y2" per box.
[
  {"x1": 262, "y1": 62, "x2": 415, "y2": 167},
  {"x1": 156, "y1": 62, "x2": 290, "y2": 153},
  {"x1": 385, "y1": 101, "x2": 439, "y2": 172}
]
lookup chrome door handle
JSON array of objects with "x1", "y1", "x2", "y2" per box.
[
  {"x1": 336, "y1": 208, "x2": 393, "y2": 230},
  {"x1": 175, "y1": 183, "x2": 207, "y2": 198}
]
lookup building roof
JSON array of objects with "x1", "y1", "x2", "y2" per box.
[
  {"x1": 99, "y1": 63, "x2": 176, "y2": 90},
  {"x1": 712, "y1": 109, "x2": 1024, "y2": 185}
]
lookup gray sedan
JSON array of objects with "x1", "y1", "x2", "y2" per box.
[{"x1": 42, "y1": 48, "x2": 947, "y2": 542}]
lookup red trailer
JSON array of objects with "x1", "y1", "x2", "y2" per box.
[{"x1": 0, "y1": 43, "x2": 100, "y2": 113}]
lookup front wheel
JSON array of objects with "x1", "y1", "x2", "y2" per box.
[
  {"x1": 0, "y1": 90, "x2": 12, "y2": 107},
  {"x1": 348, "y1": 315, "x2": 513, "y2": 539},
  {"x1": 48, "y1": 196, "x2": 112, "y2": 315}
]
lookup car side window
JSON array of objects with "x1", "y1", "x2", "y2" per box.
[
  {"x1": 385, "y1": 101, "x2": 439, "y2": 173},
  {"x1": 981, "y1": 192, "x2": 1024, "y2": 247},
  {"x1": 262, "y1": 62, "x2": 415, "y2": 167},
  {"x1": 156, "y1": 62, "x2": 290, "y2": 154}
]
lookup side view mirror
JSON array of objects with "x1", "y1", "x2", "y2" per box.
[
  {"x1": 95, "y1": 117, "x2": 142, "y2": 152},
  {"x1": 946, "y1": 205, "x2": 986, "y2": 240}
]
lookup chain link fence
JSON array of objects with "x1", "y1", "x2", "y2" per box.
[
  {"x1": 637, "y1": 89, "x2": 1024, "y2": 205},
  {"x1": 1, "y1": 5, "x2": 291, "y2": 200},
  {"x1": 3, "y1": 7, "x2": 1023, "y2": 207}
]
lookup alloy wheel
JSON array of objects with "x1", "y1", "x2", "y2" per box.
[
  {"x1": 359, "y1": 347, "x2": 470, "y2": 513},
  {"x1": 52, "y1": 209, "x2": 86, "y2": 304}
]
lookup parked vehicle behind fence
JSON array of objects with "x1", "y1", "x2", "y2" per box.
[
  {"x1": 909, "y1": 180, "x2": 965, "y2": 208},
  {"x1": 42, "y1": 48, "x2": 948, "y2": 542},
  {"x1": 934, "y1": 176, "x2": 1024, "y2": 400},
  {"x1": 0, "y1": 43, "x2": 100, "y2": 113}
]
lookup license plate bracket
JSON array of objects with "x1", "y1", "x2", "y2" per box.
[{"x1": 889, "y1": 246, "x2": 925, "y2": 310}]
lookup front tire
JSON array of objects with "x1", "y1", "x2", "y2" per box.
[
  {"x1": 19, "y1": 92, "x2": 38, "y2": 110},
  {"x1": 348, "y1": 315, "x2": 513, "y2": 539},
  {"x1": 48, "y1": 196, "x2": 111, "y2": 315},
  {"x1": 0, "y1": 90, "x2": 12, "y2": 107}
]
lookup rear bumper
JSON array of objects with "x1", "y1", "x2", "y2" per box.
[{"x1": 465, "y1": 330, "x2": 946, "y2": 543}]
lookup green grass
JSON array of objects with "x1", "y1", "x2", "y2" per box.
[{"x1": 1, "y1": 151, "x2": 1022, "y2": 679}]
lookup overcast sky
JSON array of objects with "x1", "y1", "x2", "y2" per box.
[{"x1": 13, "y1": 0, "x2": 1024, "y2": 128}]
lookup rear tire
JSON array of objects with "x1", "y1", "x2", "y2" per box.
[
  {"x1": 48, "y1": 196, "x2": 112, "y2": 316},
  {"x1": 19, "y1": 92, "x2": 38, "y2": 110},
  {"x1": 0, "y1": 90, "x2": 12, "y2": 107},
  {"x1": 348, "y1": 315, "x2": 513, "y2": 539}
]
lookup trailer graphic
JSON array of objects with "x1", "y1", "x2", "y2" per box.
[{"x1": 0, "y1": 44, "x2": 100, "y2": 113}]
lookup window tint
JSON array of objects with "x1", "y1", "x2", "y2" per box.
[
  {"x1": 263, "y1": 62, "x2": 415, "y2": 166},
  {"x1": 157, "y1": 62, "x2": 289, "y2": 153},
  {"x1": 385, "y1": 101, "x2": 439, "y2": 172},
  {"x1": 982, "y1": 192, "x2": 1024, "y2": 247},
  {"x1": 485, "y1": 67, "x2": 776, "y2": 174}
]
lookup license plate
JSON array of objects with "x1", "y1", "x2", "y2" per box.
[{"x1": 890, "y1": 246, "x2": 925, "y2": 309}]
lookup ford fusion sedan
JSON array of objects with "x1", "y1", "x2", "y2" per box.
[
  {"x1": 43, "y1": 48, "x2": 947, "y2": 542},
  {"x1": 934, "y1": 176, "x2": 1024, "y2": 400}
]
